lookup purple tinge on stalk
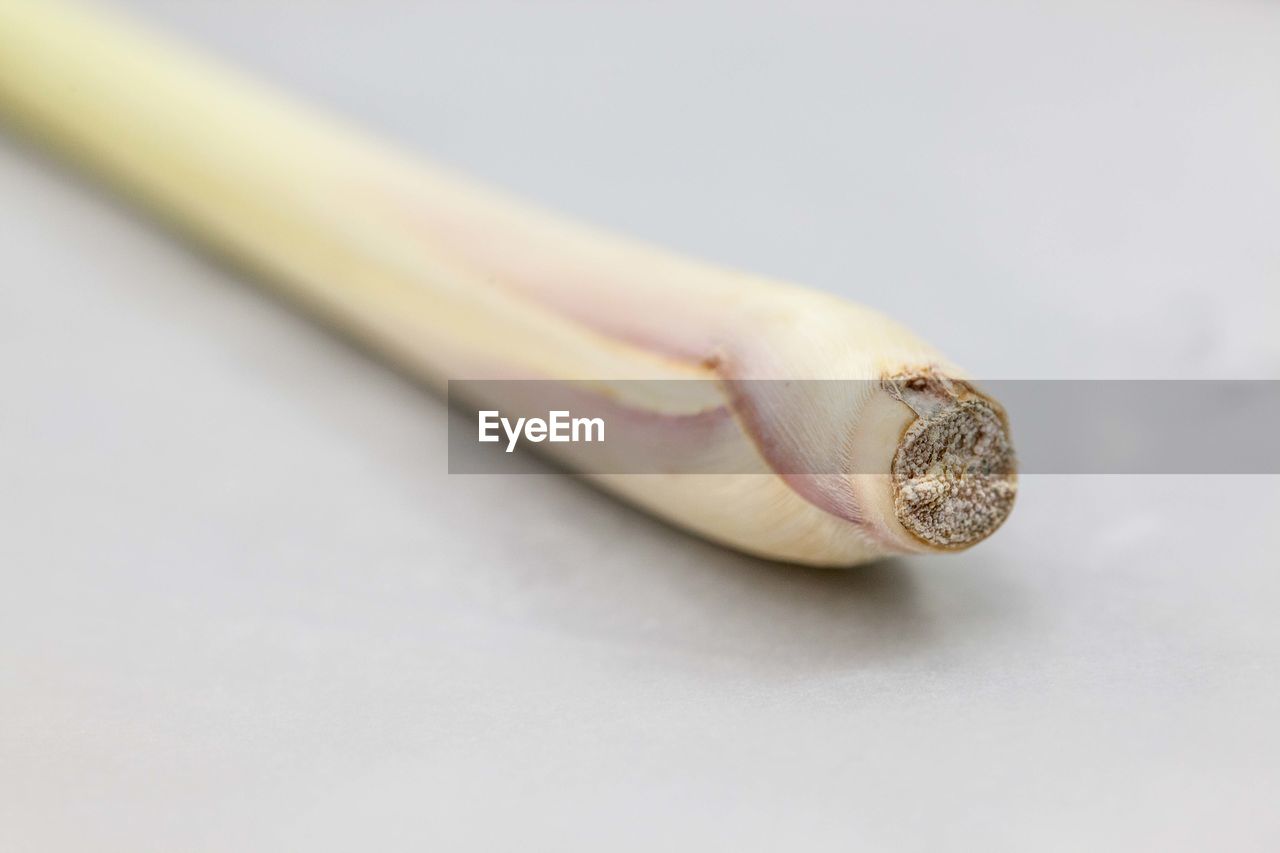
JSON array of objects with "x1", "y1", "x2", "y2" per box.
[
  {"x1": 372, "y1": 183, "x2": 1016, "y2": 553},
  {"x1": 721, "y1": 377, "x2": 876, "y2": 525}
]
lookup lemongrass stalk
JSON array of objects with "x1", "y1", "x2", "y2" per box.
[{"x1": 0, "y1": 0, "x2": 1015, "y2": 565}]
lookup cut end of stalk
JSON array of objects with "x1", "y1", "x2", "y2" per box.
[{"x1": 885, "y1": 373, "x2": 1017, "y2": 550}]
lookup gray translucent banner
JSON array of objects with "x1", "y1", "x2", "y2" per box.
[{"x1": 447, "y1": 380, "x2": 1280, "y2": 474}]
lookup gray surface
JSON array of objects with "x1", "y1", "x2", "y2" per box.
[{"x1": 2, "y1": 0, "x2": 1279, "y2": 849}]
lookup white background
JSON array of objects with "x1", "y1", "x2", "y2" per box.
[{"x1": 2, "y1": 0, "x2": 1279, "y2": 849}]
